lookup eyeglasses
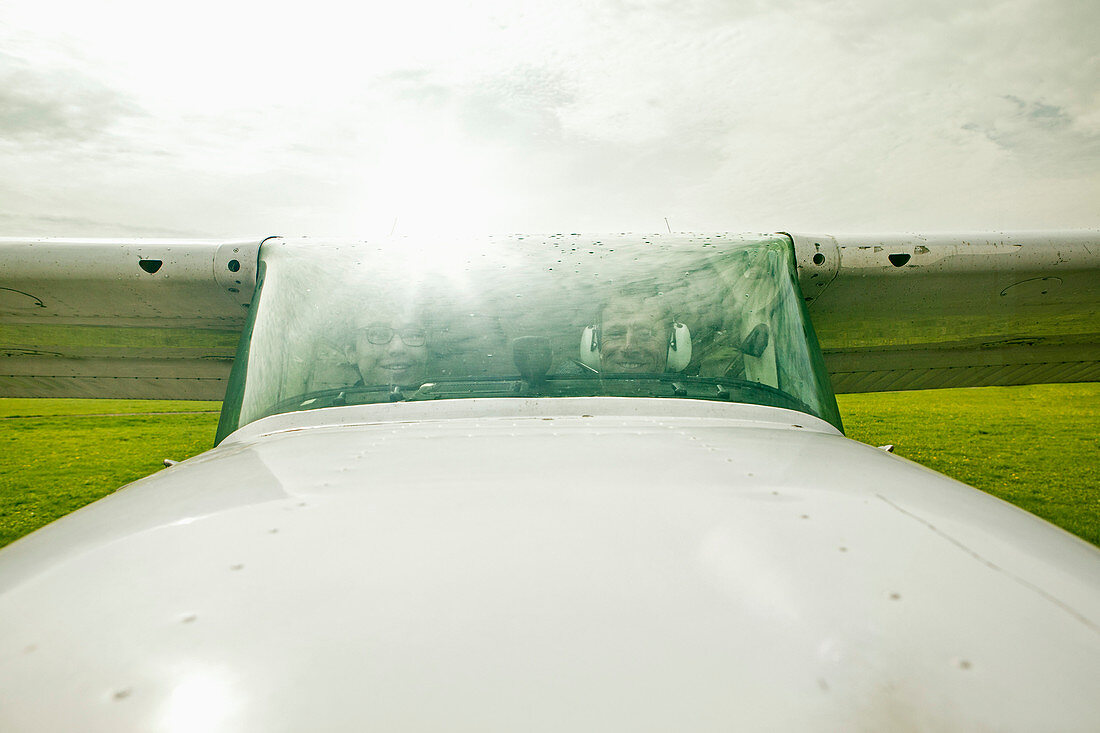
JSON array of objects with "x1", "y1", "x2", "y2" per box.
[
  {"x1": 601, "y1": 325, "x2": 663, "y2": 342},
  {"x1": 360, "y1": 326, "x2": 427, "y2": 347}
]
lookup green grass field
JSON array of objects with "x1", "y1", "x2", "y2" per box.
[
  {"x1": 1, "y1": 384, "x2": 1097, "y2": 548},
  {"x1": 0, "y1": 400, "x2": 220, "y2": 548},
  {"x1": 838, "y1": 383, "x2": 1099, "y2": 546}
]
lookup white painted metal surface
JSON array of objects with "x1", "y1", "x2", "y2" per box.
[{"x1": 1, "y1": 399, "x2": 1097, "y2": 732}]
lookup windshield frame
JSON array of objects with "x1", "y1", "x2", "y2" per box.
[{"x1": 215, "y1": 234, "x2": 842, "y2": 443}]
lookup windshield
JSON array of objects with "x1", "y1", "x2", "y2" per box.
[{"x1": 216, "y1": 234, "x2": 841, "y2": 441}]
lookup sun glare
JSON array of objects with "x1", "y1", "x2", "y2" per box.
[
  {"x1": 342, "y1": 128, "x2": 513, "y2": 239},
  {"x1": 160, "y1": 670, "x2": 236, "y2": 733}
]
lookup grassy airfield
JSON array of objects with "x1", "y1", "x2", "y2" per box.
[
  {"x1": 1, "y1": 383, "x2": 1097, "y2": 549},
  {"x1": 839, "y1": 383, "x2": 1098, "y2": 546}
]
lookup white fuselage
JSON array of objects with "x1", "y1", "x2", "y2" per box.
[{"x1": 0, "y1": 398, "x2": 1097, "y2": 732}]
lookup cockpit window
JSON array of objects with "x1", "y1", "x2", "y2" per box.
[{"x1": 216, "y1": 235, "x2": 841, "y2": 441}]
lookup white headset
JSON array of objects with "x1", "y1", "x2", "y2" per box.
[{"x1": 579, "y1": 322, "x2": 692, "y2": 372}]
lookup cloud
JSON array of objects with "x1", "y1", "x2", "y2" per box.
[
  {"x1": 960, "y1": 95, "x2": 1100, "y2": 174},
  {"x1": 457, "y1": 65, "x2": 575, "y2": 148},
  {"x1": 0, "y1": 210, "x2": 207, "y2": 238},
  {"x1": 1008, "y1": 96, "x2": 1072, "y2": 127},
  {"x1": 376, "y1": 69, "x2": 454, "y2": 107},
  {"x1": 0, "y1": 0, "x2": 1097, "y2": 235},
  {"x1": 0, "y1": 52, "x2": 141, "y2": 145}
]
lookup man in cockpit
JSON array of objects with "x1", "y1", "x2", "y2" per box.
[
  {"x1": 580, "y1": 293, "x2": 691, "y2": 374},
  {"x1": 598, "y1": 298, "x2": 671, "y2": 373},
  {"x1": 346, "y1": 311, "x2": 429, "y2": 388}
]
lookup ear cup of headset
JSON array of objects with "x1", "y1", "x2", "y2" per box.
[
  {"x1": 666, "y1": 322, "x2": 692, "y2": 372},
  {"x1": 579, "y1": 326, "x2": 601, "y2": 370}
]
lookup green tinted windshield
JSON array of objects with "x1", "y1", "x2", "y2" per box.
[{"x1": 216, "y1": 235, "x2": 841, "y2": 441}]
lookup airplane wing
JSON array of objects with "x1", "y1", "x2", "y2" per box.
[
  {"x1": 790, "y1": 231, "x2": 1100, "y2": 392},
  {"x1": 2, "y1": 232, "x2": 1097, "y2": 400},
  {"x1": 0, "y1": 238, "x2": 263, "y2": 400}
]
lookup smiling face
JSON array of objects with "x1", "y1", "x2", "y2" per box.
[
  {"x1": 348, "y1": 312, "x2": 429, "y2": 387},
  {"x1": 599, "y1": 299, "x2": 670, "y2": 374}
]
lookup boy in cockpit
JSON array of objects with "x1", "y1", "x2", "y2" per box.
[{"x1": 346, "y1": 309, "x2": 429, "y2": 388}]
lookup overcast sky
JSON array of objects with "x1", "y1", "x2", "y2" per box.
[{"x1": 1, "y1": 0, "x2": 1097, "y2": 238}]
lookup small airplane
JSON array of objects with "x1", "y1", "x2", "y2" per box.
[{"x1": 0, "y1": 231, "x2": 1097, "y2": 731}]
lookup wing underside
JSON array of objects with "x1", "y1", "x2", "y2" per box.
[
  {"x1": 0, "y1": 238, "x2": 262, "y2": 400},
  {"x1": 790, "y1": 231, "x2": 1100, "y2": 393},
  {"x1": 2, "y1": 232, "x2": 1097, "y2": 400}
]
